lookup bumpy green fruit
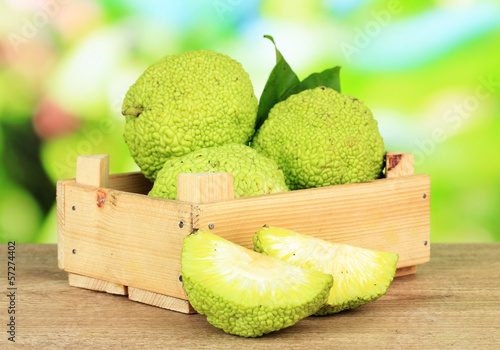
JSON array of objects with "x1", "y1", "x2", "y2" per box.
[
  {"x1": 182, "y1": 230, "x2": 333, "y2": 337},
  {"x1": 253, "y1": 87, "x2": 385, "y2": 190},
  {"x1": 254, "y1": 226, "x2": 399, "y2": 315},
  {"x1": 149, "y1": 144, "x2": 288, "y2": 200},
  {"x1": 122, "y1": 50, "x2": 258, "y2": 180}
]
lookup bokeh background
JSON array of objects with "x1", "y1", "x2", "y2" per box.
[{"x1": 0, "y1": 0, "x2": 499, "y2": 243}]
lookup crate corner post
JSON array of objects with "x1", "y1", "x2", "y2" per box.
[
  {"x1": 127, "y1": 172, "x2": 234, "y2": 314},
  {"x1": 386, "y1": 151, "x2": 425, "y2": 277},
  {"x1": 61, "y1": 154, "x2": 128, "y2": 295},
  {"x1": 57, "y1": 179, "x2": 68, "y2": 270},
  {"x1": 386, "y1": 151, "x2": 414, "y2": 179},
  {"x1": 76, "y1": 154, "x2": 110, "y2": 188}
]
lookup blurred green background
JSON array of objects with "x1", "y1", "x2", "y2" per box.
[{"x1": 0, "y1": 0, "x2": 499, "y2": 243}]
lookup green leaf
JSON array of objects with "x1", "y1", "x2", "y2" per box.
[
  {"x1": 255, "y1": 36, "x2": 342, "y2": 132},
  {"x1": 255, "y1": 35, "x2": 299, "y2": 131},
  {"x1": 266, "y1": 35, "x2": 284, "y2": 63},
  {"x1": 280, "y1": 66, "x2": 341, "y2": 102}
]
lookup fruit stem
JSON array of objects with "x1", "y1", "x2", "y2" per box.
[{"x1": 122, "y1": 106, "x2": 143, "y2": 117}]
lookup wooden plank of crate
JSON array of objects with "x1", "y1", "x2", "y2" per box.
[
  {"x1": 69, "y1": 273, "x2": 128, "y2": 295},
  {"x1": 57, "y1": 178, "x2": 75, "y2": 269},
  {"x1": 60, "y1": 172, "x2": 154, "y2": 195},
  {"x1": 177, "y1": 173, "x2": 234, "y2": 204},
  {"x1": 58, "y1": 167, "x2": 150, "y2": 270},
  {"x1": 128, "y1": 173, "x2": 235, "y2": 313},
  {"x1": 385, "y1": 151, "x2": 418, "y2": 276},
  {"x1": 67, "y1": 155, "x2": 129, "y2": 294},
  {"x1": 386, "y1": 152, "x2": 414, "y2": 178},
  {"x1": 395, "y1": 265, "x2": 417, "y2": 277},
  {"x1": 195, "y1": 174, "x2": 430, "y2": 270},
  {"x1": 128, "y1": 287, "x2": 195, "y2": 314},
  {"x1": 63, "y1": 184, "x2": 192, "y2": 300},
  {"x1": 76, "y1": 154, "x2": 109, "y2": 187},
  {"x1": 107, "y1": 172, "x2": 153, "y2": 194}
]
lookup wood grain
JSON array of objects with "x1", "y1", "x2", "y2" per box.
[
  {"x1": 125, "y1": 172, "x2": 236, "y2": 313},
  {"x1": 62, "y1": 184, "x2": 192, "y2": 300},
  {"x1": 76, "y1": 154, "x2": 109, "y2": 187},
  {"x1": 57, "y1": 166, "x2": 150, "y2": 270},
  {"x1": 107, "y1": 171, "x2": 153, "y2": 194},
  {"x1": 2, "y1": 244, "x2": 499, "y2": 349},
  {"x1": 128, "y1": 173, "x2": 234, "y2": 314},
  {"x1": 386, "y1": 151, "x2": 414, "y2": 178},
  {"x1": 394, "y1": 265, "x2": 417, "y2": 277},
  {"x1": 69, "y1": 273, "x2": 127, "y2": 295},
  {"x1": 128, "y1": 287, "x2": 195, "y2": 314},
  {"x1": 69, "y1": 155, "x2": 128, "y2": 294},
  {"x1": 177, "y1": 172, "x2": 234, "y2": 204},
  {"x1": 385, "y1": 151, "x2": 418, "y2": 275},
  {"x1": 59, "y1": 172, "x2": 154, "y2": 195},
  {"x1": 196, "y1": 175, "x2": 430, "y2": 269},
  {"x1": 56, "y1": 179, "x2": 75, "y2": 269}
]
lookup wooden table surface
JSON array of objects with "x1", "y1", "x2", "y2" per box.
[{"x1": 1, "y1": 244, "x2": 499, "y2": 349}]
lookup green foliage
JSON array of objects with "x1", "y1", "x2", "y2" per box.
[
  {"x1": 256, "y1": 35, "x2": 341, "y2": 131},
  {"x1": 256, "y1": 35, "x2": 300, "y2": 131},
  {"x1": 280, "y1": 66, "x2": 341, "y2": 102}
]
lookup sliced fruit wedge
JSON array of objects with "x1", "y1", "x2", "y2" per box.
[
  {"x1": 181, "y1": 230, "x2": 333, "y2": 337},
  {"x1": 253, "y1": 226, "x2": 399, "y2": 315}
]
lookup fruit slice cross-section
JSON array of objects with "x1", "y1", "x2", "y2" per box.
[
  {"x1": 253, "y1": 226, "x2": 399, "y2": 315},
  {"x1": 181, "y1": 230, "x2": 333, "y2": 337}
]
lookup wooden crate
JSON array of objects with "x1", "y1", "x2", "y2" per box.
[{"x1": 57, "y1": 152, "x2": 430, "y2": 314}]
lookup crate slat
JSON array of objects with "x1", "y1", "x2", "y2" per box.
[
  {"x1": 62, "y1": 184, "x2": 192, "y2": 300},
  {"x1": 128, "y1": 287, "x2": 195, "y2": 313},
  {"x1": 68, "y1": 273, "x2": 128, "y2": 295},
  {"x1": 57, "y1": 179, "x2": 75, "y2": 269},
  {"x1": 394, "y1": 265, "x2": 418, "y2": 277},
  {"x1": 195, "y1": 174, "x2": 430, "y2": 269},
  {"x1": 107, "y1": 172, "x2": 153, "y2": 194}
]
